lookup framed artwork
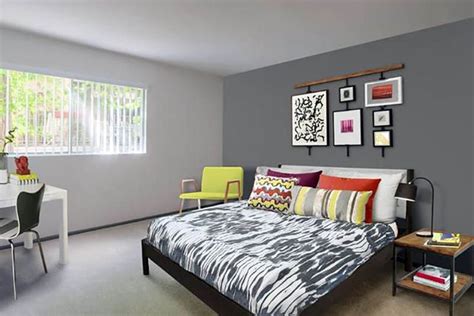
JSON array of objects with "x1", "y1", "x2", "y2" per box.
[
  {"x1": 373, "y1": 130, "x2": 393, "y2": 147},
  {"x1": 339, "y1": 85, "x2": 355, "y2": 103},
  {"x1": 373, "y1": 109, "x2": 392, "y2": 127},
  {"x1": 292, "y1": 90, "x2": 328, "y2": 146},
  {"x1": 365, "y1": 76, "x2": 402, "y2": 107},
  {"x1": 333, "y1": 109, "x2": 363, "y2": 146}
]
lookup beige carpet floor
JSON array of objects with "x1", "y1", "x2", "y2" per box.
[{"x1": 0, "y1": 219, "x2": 472, "y2": 316}]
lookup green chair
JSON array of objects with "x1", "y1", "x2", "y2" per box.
[{"x1": 179, "y1": 166, "x2": 244, "y2": 213}]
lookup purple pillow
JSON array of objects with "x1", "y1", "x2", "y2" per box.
[{"x1": 267, "y1": 169, "x2": 322, "y2": 188}]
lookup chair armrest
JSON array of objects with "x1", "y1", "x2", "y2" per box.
[
  {"x1": 181, "y1": 179, "x2": 199, "y2": 194},
  {"x1": 224, "y1": 180, "x2": 242, "y2": 203}
]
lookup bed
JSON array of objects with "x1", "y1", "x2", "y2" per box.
[{"x1": 142, "y1": 165, "x2": 414, "y2": 315}]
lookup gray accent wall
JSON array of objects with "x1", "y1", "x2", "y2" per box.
[
  {"x1": 0, "y1": 27, "x2": 223, "y2": 247},
  {"x1": 224, "y1": 19, "x2": 473, "y2": 272}
]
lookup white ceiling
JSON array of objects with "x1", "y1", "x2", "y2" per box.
[{"x1": 0, "y1": 0, "x2": 473, "y2": 76}]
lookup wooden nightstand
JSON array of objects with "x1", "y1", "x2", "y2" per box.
[{"x1": 393, "y1": 229, "x2": 473, "y2": 316}]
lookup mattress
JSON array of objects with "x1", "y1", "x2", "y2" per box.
[{"x1": 147, "y1": 201, "x2": 395, "y2": 315}]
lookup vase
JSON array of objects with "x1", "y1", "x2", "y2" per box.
[{"x1": 0, "y1": 155, "x2": 8, "y2": 184}]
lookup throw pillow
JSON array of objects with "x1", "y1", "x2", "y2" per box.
[
  {"x1": 248, "y1": 175, "x2": 296, "y2": 212},
  {"x1": 267, "y1": 169, "x2": 322, "y2": 188},
  {"x1": 317, "y1": 174, "x2": 381, "y2": 223},
  {"x1": 288, "y1": 186, "x2": 372, "y2": 224}
]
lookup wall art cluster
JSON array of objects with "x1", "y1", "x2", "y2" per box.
[
  {"x1": 292, "y1": 64, "x2": 404, "y2": 157},
  {"x1": 366, "y1": 76, "x2": 401, "y2": 154}
]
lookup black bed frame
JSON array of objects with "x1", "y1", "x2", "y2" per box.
[
  {"x1": 142, "y1": 239, "x2": 251, "y2": 315},
  {"x1": 141, "y1": 168, "x2": 414, "y2": 315}
]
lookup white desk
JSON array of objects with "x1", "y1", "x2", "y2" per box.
[{"x1": 0, "y1": 183, "x2": 68, "y2": 264}]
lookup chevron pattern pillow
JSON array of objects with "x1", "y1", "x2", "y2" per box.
[{"x1": 247, "y1": 175, "x2": 297, "y2": 212}]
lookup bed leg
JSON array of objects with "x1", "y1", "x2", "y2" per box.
[{"x1": 142, "y1": 240, "x2": 149, "y2": 275}]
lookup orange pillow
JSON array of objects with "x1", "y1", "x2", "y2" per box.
[{"x1": 317, "y1": 175, "x2": 381, "y2": 223}]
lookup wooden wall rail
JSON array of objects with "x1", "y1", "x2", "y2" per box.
[{"x1": 294, "y1": 63, "x2": 404, "y2": 89}]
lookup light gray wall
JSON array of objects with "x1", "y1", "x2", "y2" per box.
[
  {"x1": 0, "y1": 27, "x2": 223, "y2": 246},
  {"x1": 224, "y1": 19, "x2": 473, "y2": 272}
]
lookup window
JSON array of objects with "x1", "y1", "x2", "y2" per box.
[{"x1": 0, "y1": 68, "x2": 146, "y2": 155}]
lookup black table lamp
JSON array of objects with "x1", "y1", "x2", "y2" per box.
[{"x1": 395, "y1": 177, "x2": 435, "y2": 237}]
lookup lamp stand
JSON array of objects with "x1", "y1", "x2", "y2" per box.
[{"x1": 411, "y1": 177, "x2": 435, "y2": 239}]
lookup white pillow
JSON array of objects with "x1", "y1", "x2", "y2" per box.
[
  {"x1": 323, "y1": 170, "x2": 404, "y2": 223},
  {"x1": 256, "y1": 166, "x2": 322, "y2": 176},
  {"x1": 255, "y1": 166, "x2": 270, "y2": 175}
]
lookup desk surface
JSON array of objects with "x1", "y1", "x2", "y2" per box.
[{"x1": 0, "y1": 183, "x2": 66, "y2": 207}]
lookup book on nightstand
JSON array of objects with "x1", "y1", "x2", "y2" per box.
[
  {"x1": 425, "y1": 232, "x2": 461, "y2": 248},
  {"x1": 432, "y1": 232, "x2": 460, "y2": 243},
  {"x1": 413, "y1": 265, "x2": 457, "y2": 291}
]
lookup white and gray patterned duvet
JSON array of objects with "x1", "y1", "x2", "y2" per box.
[{"x1": 147, "y1": 201, "x2": 395, "y2": 315}]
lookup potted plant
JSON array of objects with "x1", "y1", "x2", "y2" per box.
[{"x1": 0, "y1": 127, "x2": 17, "y2": 184}]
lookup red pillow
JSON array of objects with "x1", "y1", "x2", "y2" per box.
[
  {"x1": 317, "y1": 174, "x2": 381, "y2": 223},
  {"x1": 267, "y1": 169, "x2": 322, "y2": 188}
]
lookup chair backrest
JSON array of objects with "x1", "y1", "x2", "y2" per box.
[
  {"x1": 16, "y1": 184, "x2": 45, "y2": 234},
  {"x1": 201, "y1": 167, "x2": 243, "y2": 194}
]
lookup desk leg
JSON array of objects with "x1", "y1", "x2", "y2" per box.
[
  {"x1": 24, "y1": 232, "x2": 34, "y2": 249},
  {"x1": 59, "y1": 193, "x2": 68, "y2": 265}
]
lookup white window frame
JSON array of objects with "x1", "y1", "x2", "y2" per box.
[{"x1": 1, "y1": 67, "x2": 147, "y2": 156}]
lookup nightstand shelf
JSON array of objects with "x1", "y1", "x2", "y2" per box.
[
  {"x1": 392, "y1": 229, "x2": 474, "y2": 316},
  {"x1": 397, "y1": 267, "x2": 472, "y2": 301}
]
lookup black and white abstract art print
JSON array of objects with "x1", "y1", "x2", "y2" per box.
[{"x1": 292, "y1": 90, "x2": 328, "y2": 146}]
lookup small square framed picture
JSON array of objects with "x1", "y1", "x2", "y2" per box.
[
  {"x1": 339, "y1": 85, "x2": 355, "y2": 103},
  {"x1": 373, "y1": 130, "x2": 392, "y2": 147},
  {"x1": 333, "y1": 109, "x2": 363, "y2": 146},
  {"x1": 372, "y1": 109, "x2": 392, "y2": 127}
]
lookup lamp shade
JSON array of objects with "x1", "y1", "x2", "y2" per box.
[{"x1": 395, "y1": 183, "x2": 417, "y2": 202}]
